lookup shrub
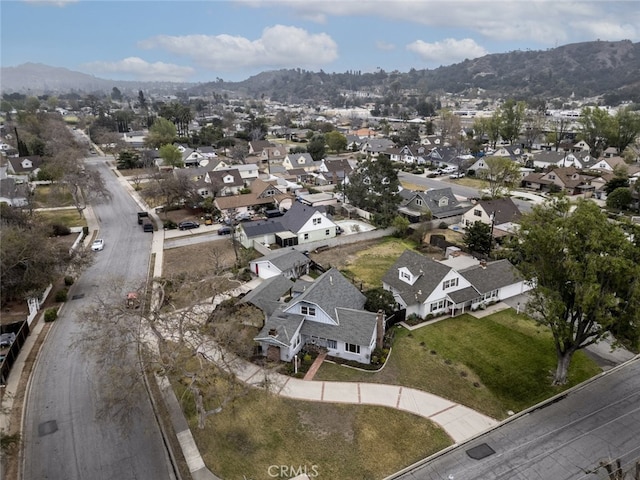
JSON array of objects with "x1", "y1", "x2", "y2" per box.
[
  {"x1": 55, "y1": 288, "x2": 68, "y2": 302},
  {"x1": 50, "y1": 223, "x2": 71, "y2": 236},
  {"x1": 64, "y1": 276, "x2": 75, "y2": 286},
  {"x1": 302, "y1": 354, "x2": 312, "y2": 365},
  {"x1": 163, "y1": 220, "x2": 178, "y2": 230},
  {"x1": 438, "y1": 222, "x2": 448, "y2": 229},
  {"x1": 44, "y1": 308, "x2": 58, "y2": 322}
]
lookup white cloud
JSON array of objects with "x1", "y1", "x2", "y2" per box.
[
  {"x1": 376, "y1": 41, "x2": 396, "y2": 52},
  {"x1": 138, "y1": 25, "x2": 338, "y2": 72},
  {"x1": 22, "y1": 0, "x2": 78, "y2": 6},
  {"x1": 407, "y1": 38, "x2": 488, "y2": 65},
  {"x1": 242, "y1": 1, "x2": 640, "y2": 44},
  {"x1": 84, "y1": 57, "x2": 195, "y2": 82}
]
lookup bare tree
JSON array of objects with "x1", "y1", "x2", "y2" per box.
[{"x1": 74, "y1": 278, "x2": 255, "y2": 429}]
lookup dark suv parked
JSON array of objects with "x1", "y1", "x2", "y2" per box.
[
  {"x1": 217, "y1": 226, "x2": 232, "y2": 235},
  {"x1": 178, "y1": 220, "x2": 200, "y2": 230}
]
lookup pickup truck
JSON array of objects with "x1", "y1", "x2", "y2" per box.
[{"x1": 137, "y1": 211, "x2": 149, "y2": 225}]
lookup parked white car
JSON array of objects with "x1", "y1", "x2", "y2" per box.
[
  {"x1": 449, "y1": 172, "x2": 465, "y2": 179},
  {"x1": 91, "y1": 238, "x2": 105, "y2": 251}
]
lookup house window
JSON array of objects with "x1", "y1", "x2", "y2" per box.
[
  {"x1": 415, "y1": 199, "x2": 423, "y2": 206},
  {"x1": 400, "y1": 271, "x2": 411, "y2": 281},
  {"x1": 346, "y1": 343, "x2": 360, "y2": 354},
  {"x1": 430, "y1": 298, "x2": 447, "y2": 312},
  {"x1": 303, "y1": 233, "x2": 309, "y2": 240},
  {"x1": 325, "y1": 229, "x2": 330, "y2": 236},
  {"x1": 301, "y1": 305, "x2": 316, "y2": 316},
  {"x1": 438, "y1": 197, "x2": 449, "y2": 207},
  {"x1": 327, "y1": 339, "x2": 337, "y2": 349},
  {"x1": 442, "y1": 278, "x2": 459, "y2": 290},
  {"x1": 474, "y1": 209, "x2": 482, "y2": 217},
  {"x1": 313, "y1": 217, "x2": 322, "y2": 225}
]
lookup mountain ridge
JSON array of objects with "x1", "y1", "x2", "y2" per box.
[{"x1": 2, "y1": 40, "x2": 639, "y2": 104}]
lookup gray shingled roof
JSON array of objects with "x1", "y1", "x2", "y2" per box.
[
  {"x1": 447, "y1": 286, "x2": 480, "y2": 303},
  {"x1": 381, "y1": 250, "x2": 452, "y2": 304},
  {"x1": 459, "y1": 259, "x2": 524, "y2": 294},
  {"x1": 286, "y1": 267, "x2": 366, "y2": 322},
  {"x1": 240, "y1": 275, "x2": 293, "y2": 316},
  {"x1": 300, "y1": 308, "x2": 378, "y2": 345},
  {"x1": 255, "y1": 248, "x2": 310, "y2": 273},
  {"x1": 254, "y1": 312, "x2": 304, "y2": 346}
]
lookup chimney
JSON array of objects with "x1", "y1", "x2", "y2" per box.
[
  {"x1": 376, "y1": 310, "x2": 385, "y2": 350},
  {"x1": 268, "y1": 328, "x2": 277, "y2": 337}
]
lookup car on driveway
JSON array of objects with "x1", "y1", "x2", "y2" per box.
[
  {"x1": 178, "y1": 220, "x2": 200, "y2": 230},
  {"x1": 217, "y1": 226, "x2": 232, "y2": 235},
  {"x1": 449, "y1": 172, "x2": 465, "y2": 179},
  {"x1": 91, "y1": 238, "x2": 105, "y2": 251},
  {"x1": 0, "y1": 332, "x2": 17, "y2": 348}
]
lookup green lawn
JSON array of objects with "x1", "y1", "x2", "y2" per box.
[
  {"x1": 315, "y1": 310, "x2": 601, "y2": 419},
  {"x1": 175, "y1": 380, "x2": 452, "y2": 480},
  {"x1": 340, "y1": 237, "x2": 418, "y2": 288}
]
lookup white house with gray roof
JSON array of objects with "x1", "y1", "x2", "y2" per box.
[
  {"x1": 382, "y1": 250, "x2": 530, "y2": 317},
  {"x1": 254, "y1": 268, "x2": 381, "y2": 364},
  {"x1": 249, "y1": 248, "x2": 311, "y2": 280},
  {"x1": 236, "y1": 202, "x2": 338, "y2": 249}
]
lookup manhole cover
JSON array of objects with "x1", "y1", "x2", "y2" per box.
[
  {"x1": 71, "y1": 294, "x2": 85, "y2": 300},
  {"x1": 466, "y1": 443, "x2": 495, "y2": 460},
  {"x1": 38, "y1": 420, "x2": 58, "y2": 437}
]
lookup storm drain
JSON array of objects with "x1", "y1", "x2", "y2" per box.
[
  {"x1": 71, "y1": 294, "x2": 85, "y2": 300},
  {"x1": 38, "y1": 420, "x2": 58, "y2": 437},
  {"x1": 466, "y1": 443, "x2": 495, "y2": 460}
]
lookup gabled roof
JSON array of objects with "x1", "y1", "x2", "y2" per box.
[
  {"x1": 300, "y1": 308, "x2": 378, "y2": 346},
  {"x1": 254, "y1": 312, "x2": 304, "y2": 346},
  {"x1": 207, "y1": 168, "x2": 244, "y2": 190},
  {"x1": 7, "y1": 156, "x2": 43, "y2": 173},
  {"x1": 382, "y1": 250, "x2": 452, "y2": 304},
  {"x1": 240, "y1": 274, "x2": 293, "y2": 316},
  {"x1": 471, "y1": 197, "x2": 522, "y2": 225},
  {"x1": 286, "y1": 267, "x2": 366, "y2": 322},
  {"x1": 415, "y1": 188, "x2": 465, "y2": 218},
  {"x1": 253, "y1": 247, "x2": 311, "y2": 273},
  {"x1": 459, "y1": 259, "x2": 525, "y2": 294}
]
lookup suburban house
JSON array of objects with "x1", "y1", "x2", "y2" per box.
[
  {"x1": 6, "y1": 156, "x2": 43, "y2": 180},
  {"x1": 259, "y1": 145, "x2": 288, "y2": 167},
  {"x1": 360, "y1": 138, "x2": 395, "y2": 158},
  {"x1": 386, "y1": 144, "x2": 430, "y2": 164},
  {"x1": 282, "y1": 153, "x2": 318, "y2": 172},
  {"x1": 179, "y1": 147, "x2": 206, "y2": 168},
  {"x1": 248, "y1": 140, "x2": 273, "y2": 155},
  {"x1": 398, "y1": 187, "x2": 466, "y2": 222},
  {"x1": 521, "y1": 166, "x2": 595, "y2": 195},
  {"x1": 204, "y1": 169, "x2": 244, "y2": 197},
  {"x1": 249, "y1": 248, "x2": 312, "y2": 280},
  {"x1": 315, "y1": 158, "x2": 353, "y2": 186},
  {"x1": 530, "y1": 151, "x2": 592, "y2": 170},
  {"x1": 586, "y1": 155, "x2": 639, "y2": 176},
  {"x1": 236, "y1": 201, "x2": 339, "y2": 248},
  {"x1": 254, "y1": 268, "x2": 382, "y2": 364},
  {"x1": 382, "y1": 249, "x2": 530, "y2": 318},
  {"x1": 461, "y1": 197, "x2": 522, "y2": 238},
  {"x1": 214, "y1": 178, "x2": 293, "y2": 218}
]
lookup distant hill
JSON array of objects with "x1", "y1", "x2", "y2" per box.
[
  {"x1": 0, "y1": 62, "x2": 192, "y2": 96},
  {"x1": 3, "y1": 40, "x2": 639, "y2": 105}
]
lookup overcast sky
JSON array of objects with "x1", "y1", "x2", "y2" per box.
[{"x1": 2, "y1": 0, "x2": 638, "y2": 83}]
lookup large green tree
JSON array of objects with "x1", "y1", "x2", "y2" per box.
[
  {"x1": 344, "y1": 155, "x2": 400, "y2": 226},
  {"x1": 145, "y1": 117, "x2": 177, "y2": 149},
  {"x1": 158, "y1": 144, "x2": 184, "y2": 168},
  {"x1": 517, "y1": 199, "x2": 640, "y2": 385},
  {"x1": 498, "y1": 99, "x2": 526, "y2": 145},
  {"x1": 325, "y1": 130, "x2": 347, "y2": 153},
  {"x1": 463, "y1": 221, "x2": 492, "y2": 256},
  {"x1": 478, "y1": 157, "x2": 521, "y2": 198},
  {"x1": 306, "y1": 134, "x2": 326, "y2": 162},
  {"x1": 578, "y1": 106, "x2": 615, "y2": 157}
]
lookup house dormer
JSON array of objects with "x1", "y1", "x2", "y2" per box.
[
  {"x1": 223, "y1": 173, "x2": 235, "y2": 184},
  {"x1": 398, "y1": 266, "x2": 420, "y2": 285},
  {"x1": 438, "y1": 197, "x2": 449, "y2": 208}
]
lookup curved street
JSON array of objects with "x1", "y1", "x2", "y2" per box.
[{"x1": 21, "y1": 156, "x2": 174, "y2": 480}]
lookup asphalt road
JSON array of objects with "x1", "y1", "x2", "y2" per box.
[
  {"x1": 22, "y1": 157, "x2": 174, "y2": 480},
  {"x1": 389, "y1": 357, "x2": 640, "y2": 480}
]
